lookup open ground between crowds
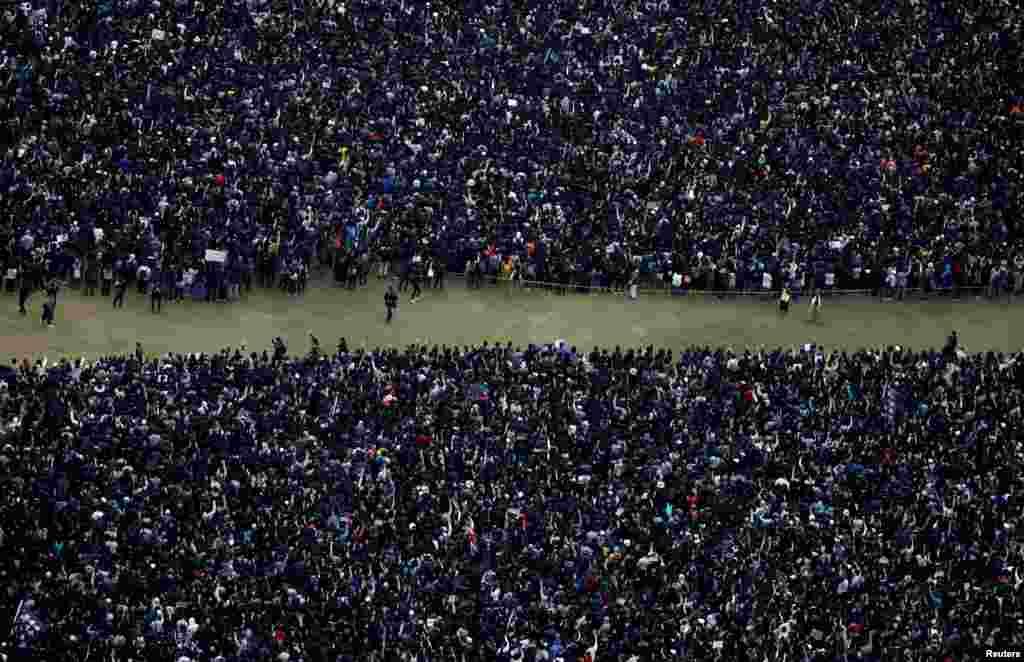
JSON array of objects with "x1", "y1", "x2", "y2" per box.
[{"x1": 0, "y1": 275, "x2": 1018, "y2": 360}]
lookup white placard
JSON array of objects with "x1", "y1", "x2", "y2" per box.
[{"x1": 205, "y1": 250, "x2": 228, "y2": 263}]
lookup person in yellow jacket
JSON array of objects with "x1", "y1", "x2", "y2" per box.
[
  {"x1": 779, "y1": 287, "x2": 791, "y2": 315},
  {"x1": 500, "y1": 256, "x2": 514, "y2": 294}
]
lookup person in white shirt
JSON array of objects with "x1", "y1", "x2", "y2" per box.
[
  {"x1": 627, "y1": 267, "x2": 639, "y2": 300},
  {"x1": 808, "y1": 288, "x2": 822, "y2": 322},
  {"x1": 884, "y1": 266, "x2": 896, "y2": 300}
]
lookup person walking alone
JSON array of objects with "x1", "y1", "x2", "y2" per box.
[
  {"x1": 808, "y1": 288, "x2": 822, "y2": 323},
  {"x1": 432, "y1": 257, "x2": 445, "y2": 289},
  {"x1": 112, "y1": 277, "x2": 127, "y2": 308},
  {"x1": 151, "y1": 281, "x2": 164, "y2": 313},
  {"x1": 385, "y1": 284, "x2": 398, "y2": 323},
  {"x1": 18, "y1": 277, "x2": 32, "y2": 315},
  {"x1": 41, "y1": 300, "x2": 55, "y2": 328},
  {"x1": 46, "y1": 278, "x2": 59, "y2": 307},
  {"x1": 409, "y1": 264, "x2": 423, "y2": 303}
]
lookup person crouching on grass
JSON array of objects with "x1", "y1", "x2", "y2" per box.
[{"x1": 779, "y1": 287, "x2": 791, "y2": 315}]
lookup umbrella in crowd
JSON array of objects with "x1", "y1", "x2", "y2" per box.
[
  {"x1": 0, "y1": 335, "x2": 1022, "y2": 661},
  {"x1": 0, "y1": 0, "x2": 1022, "y2": 295}
]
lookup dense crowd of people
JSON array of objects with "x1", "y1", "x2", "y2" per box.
[
  {"x1": 2, "y1": 0, "x2": 1024, "y2": 299},
  {"x1": 4, "y1": 4, "x2": 1024, "y2": 662},
  {"x1": 1, "y1": 335, "x2": 1022, "y2": 661}
]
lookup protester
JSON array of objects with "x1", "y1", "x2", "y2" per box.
[
  {"x1": 150, "y1": 280, "x2": 163, "y2": 313},
  {"x1": 17, "y1": 277, "x2": 32, "y2": 315},
  {"x1": 384, "y1": 283, "x2": 397, "y2": 323},
  {"x1": 40, "y1": 299, "x2": 54, "y2": 327},
  {"x1": 408, "y1": 265, "x2": 423, "y2": 304},
  {"x1": 779, "y1": 287, "x2": 791, "y2": 315},
  {"x1": 809, "y1": 288, "x2": 823, "y2": 323},
  {"x1": 111, "y1": 276, "x2": 127, "y2": 308}
]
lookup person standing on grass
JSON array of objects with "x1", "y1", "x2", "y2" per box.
[
  {"x1": 779, "y1": 287, "x2": 791, "y2": 315},
  {"x1": 174, "y1": 267, "x2": 186, "y2": 302},
  {"x1": 896, "y1": 259, "x2": 909, "y2": 301},
  {"x1": 41, "y1": 300, "x2": 54, "y2": 328},
  {"x1": 465, "y1": 256, "x2": 476, "y2": 288},
  {"x1": 346, "y1": 256, "x2": 358, "y2": 290},
  {"x1": 359, "y1": 251, "x2": 370, "y2": 287},
  {"x1": 18, "y1": 276, "x2": 32, "y2": 315},
  {"x1": 137, "y1": 262, "x2": 151, "y2": 294},
  {"x1": 424, "y1": 258, "x2": 435, "y2": 290},
  {"x1": 150, "y1": 280, "x2": 163, "y2": 313},
  {"x1": 84, "y1": 258, "x2": 98, "y2": 296},
  {"x1": 101, "y1": 262, "x2": 113, "y2": 296},
  {"x1": 385, "y1": 284, "x2": 398, "y2": 323},
  {"x1": 433, "y1": 256, "x2": 445, "y2": 289},
  {"x1": 398, "y1": 258, "x2": 412, "y2": 292},
  {"x1": 46, "y1": 278, "x2": 59, "y2": 307},
  {"x1": 627, "y1": 266, "x2": 639, "y2": 300},
  {"x1": 1014, "y1": 252, "x2": 1024, "y2": 296},
  {"x1": 112, "y1": 277, "x2": 127, "y2": 308},
  {"x1": 409, "y1": 260, "x2": 423, "y2": 303},
  {"x1": 808, "y1": 287, "x2": 822, "y2": 323}
]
